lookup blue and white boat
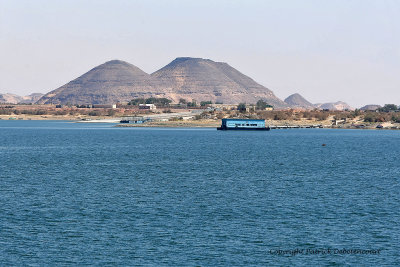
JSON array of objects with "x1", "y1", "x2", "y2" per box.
[{"x1": 217, "y1": 119, "x2": 270, "y2": 131}]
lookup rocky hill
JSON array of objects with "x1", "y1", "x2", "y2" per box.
[
  {"x1": 36, "y1": 58, "x2": 287, "y2": 107},
  {"x1": 360, "y1": 104, "x2": 381, "y2": 111},
  {"x1": 315, "y1": 101, "x2": 353, "y2": 111},
  {"x1": 0, "y1": 93, "x2": 44, "y2": 104},
  {"x1": 284, "y1": 93, "x2": 314, "y2": 109},
  {"x1": 37, "y1": 60, "x2": 167, "y2": 105},
  {"x1": 152, "y1": 57, "x2": 287, "y2": 107},
  {"x1": 0, "y1": 93, "x2": 23, "y2": 104}
]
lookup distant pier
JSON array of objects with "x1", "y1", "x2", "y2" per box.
[{"x1": 269, "y1": 125, "x2": 323, "y2": 129}]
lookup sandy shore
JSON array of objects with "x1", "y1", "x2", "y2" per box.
[
  {"x1": 0, "y1": 115, "x2": 113, "y2": 121},
  {"x1": 116, "y1": 120, "x2": 220, "y2": 128}
]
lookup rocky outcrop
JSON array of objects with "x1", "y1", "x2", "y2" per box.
[
  {"x1": 360, "y1": 104, "x2": 381, "y2": 111},
  {"x1": 284, "y1": 93, "x2": 314, "y2": 109},
  {"x1": 315, "y1": 101, "x2": 353, "y2": 111}
]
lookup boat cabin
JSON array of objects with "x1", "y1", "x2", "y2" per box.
[{"x1": 218, "y1": 119, "x2": 269, "y2": 130}]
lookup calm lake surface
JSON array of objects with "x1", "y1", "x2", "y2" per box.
[{"x1": 0, "y1": 120, "x2": 399, "y2": 266}]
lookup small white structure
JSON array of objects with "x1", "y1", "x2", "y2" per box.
[
  {"x1": 92, "y1": 104, "x2": 117, "y2": 109},
  {"x1": 139, "y1": 104, "x2": 156, "y2": 110}
]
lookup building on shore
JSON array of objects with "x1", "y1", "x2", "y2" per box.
[
  {"x1": 120, "y1": 116, "x2": 147, "y2": 123},
  {"x1": 332, "y1": 118, "x2": 346, "y2": 125},
  {"x1": 139, "y1": 104, "x2": 156, "y2": 110},
  {"x1": 210, "y1": 104, "x2": 274, "y2": 111}
]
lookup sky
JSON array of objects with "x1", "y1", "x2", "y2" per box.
[{"x1": 1, "y1": 0, "x2": 399, "y2": 107}]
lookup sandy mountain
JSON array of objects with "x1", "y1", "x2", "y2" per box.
[
  {"x1": 360, "y1": 104, "x2": 381, "y2": 111},
  {"x1": 0, "y1": 93, "x2": 23, "y2": 104},
  {"x1": 151, "y1": 57, "x2": 287, "y2": 107},
  {"x1": 36, "y1": 58, "x2": 288, "y2": 107},
  {"x1": 315, "y1": 101, "x2": 353, "y2": 111},
  {"x1": 19, "y1": 93, "x2": 44, "y2": 104},
  {"x1": 284, "y1": 93, "x2": 314, "y2": 109},
  {"x1": 36, "y1": 60, "x2": 168, "y2": 105},
  {"x1": 0, "y1": 93, "x2": 44, "y2": 104}
]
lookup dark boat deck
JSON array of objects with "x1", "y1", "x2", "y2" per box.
[{"x1": 217, "y1": 126, "x2": 270, "y2": 131}]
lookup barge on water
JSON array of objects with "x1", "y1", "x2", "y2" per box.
[{"x1": 217, "y1": 119, "x2": 270, "y2": 131}]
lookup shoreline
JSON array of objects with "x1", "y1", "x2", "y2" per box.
[
  {"x1": 1, "y1": 115, "x2": 400, "y2": 130},
  {"x1": 115, "y1": 124, "x2": 400, "y2": 130}
]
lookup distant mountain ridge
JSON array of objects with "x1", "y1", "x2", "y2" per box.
[
  {"x1": 284, "y1": 93, "x2": 353, "y2": 111},
  {"x1": 36, "y1": 58, "x2": 288, "y2": 107},
  {"x1": 0, "y1": 93, "x2": 44, "y2": 104},
  {"x1": 8, "y1": 59, "x2": 355, "y2": 109}
]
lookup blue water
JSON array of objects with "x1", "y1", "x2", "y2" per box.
[{"x1": 0, "y1": 120, "x2": 399, "y2": 266}]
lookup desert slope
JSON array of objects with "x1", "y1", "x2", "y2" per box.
[
  {"x1": 37, "y1": 60, "x2": 168, "y2": 104},
  {"x1": 152, "y1": 57, "x2": 287, "y2": 107}
]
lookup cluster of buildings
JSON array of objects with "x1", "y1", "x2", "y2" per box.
[
  {"x1": 55, "y1": 103, "x2": 157, "y2": 110},
  {"x1": 210, "y1": 104, "x2": 273, "y2": 112},
  {"x1": 55, "y1": 102, "x2": 274, "y2": 112}
]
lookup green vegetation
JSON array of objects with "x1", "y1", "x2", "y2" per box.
[
  {"x1": 364, "y1": 112, "x2": 389, "y2": 122},
  {"x1": 0, "y1": 108, "x2": 13, "y2": 115},
  {"x1": 128, "y1": 97, "x2": 172, "y2": 107},
  {"x1": 353, "y1": 109, "x2": 361, "y2": 116},
  {"x1": 237, "y1": 103, "x2": 247, "y2": 113},
  {"x1": 256, "y1": 99, "x2": 273, "y2": 110},
  {"x1": 187, "y1": 100, "x2": 197, "y2": 107},
  {"x1": 200, "y1": 100, "x2": 212, "y2": 106},
  {"x1": 88, "y1": 110, "x2": 102, "y2": 116},
  {"x1": 378, "y1": 104, "x2": 399, "y2": 112},
  {"x1": 392, "y1": 115, "x2": 400, "y2": 123},
  {"x1": 127, "y1": 98, "x2": 146, "y2": 105},
  {"x1": 169, "y1": 116, "x2": 183, "y2": 121},
  {"x1": 76, "y1": 104, "x2": 91, "y2": 108}
]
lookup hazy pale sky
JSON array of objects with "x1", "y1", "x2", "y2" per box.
[{"x1": 1, "y1": 0, "x2": 399, "y2": 107}]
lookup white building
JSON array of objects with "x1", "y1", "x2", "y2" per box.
[
  {"x1": 139, "y1": 104, "x2": 156, "y2": 110},
  {"x1": 92, "y1": 104, "x2": 117, "y2": 109}
]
